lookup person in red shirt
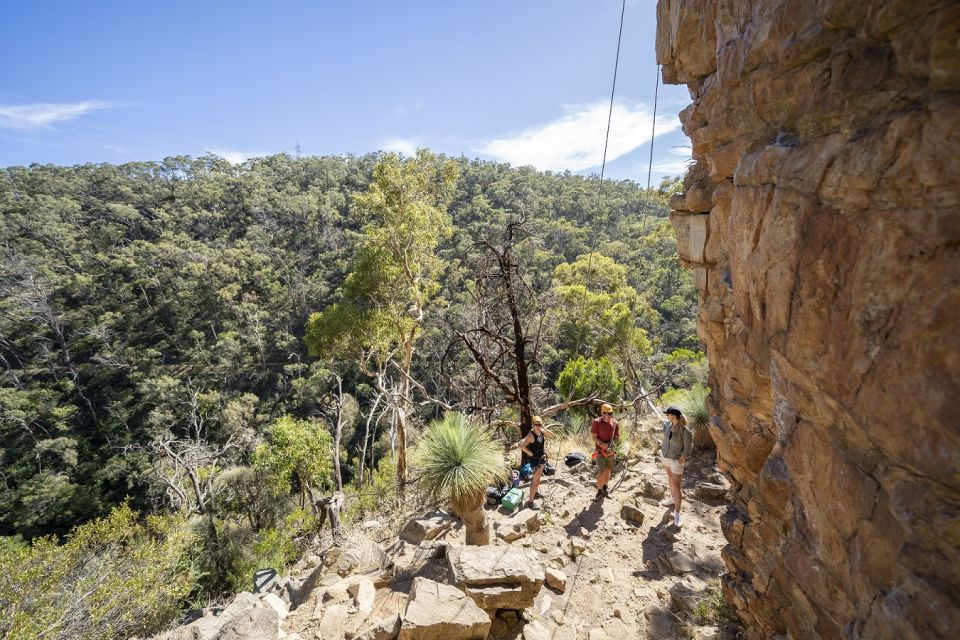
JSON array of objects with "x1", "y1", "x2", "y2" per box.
[{"x1": 590, "y1": 403, "x2": 620, "y2": 499}]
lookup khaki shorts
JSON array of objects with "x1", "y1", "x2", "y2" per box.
[
  {"x1": 596, "y1": 452, "x2": 616, "y2": 474},
  {"x1": 664, "y1": 458, "x2": 685, "y2": 474}
]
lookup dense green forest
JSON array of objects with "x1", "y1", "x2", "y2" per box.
[{"x1": 0, "y1": 151, "x2": 700, "y2": 633}]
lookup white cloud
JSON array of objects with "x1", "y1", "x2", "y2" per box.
[
  {"x1": 477, "y1": 101, "x2": 682, "y2": 172},
  {"x1": 0, "y1": 101, "x2": 116, "y2": 130},
  {"x1": 379, "y1": 137, "x2": 418, "y2": 156},
  {"x1": 206, "y1": 148, "x2": 270, "y2": 164},
  {"x1": 651, "y1": 147, "x2": 694, "y2": 176}
]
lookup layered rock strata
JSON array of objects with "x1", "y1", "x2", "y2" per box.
[{"x1": 656, "y1": 0, "x2": 960, "y2": 637}]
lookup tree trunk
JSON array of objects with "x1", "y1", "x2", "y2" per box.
[
  {"x1": 453, "y1": 492, "x2": 489, "y2": 545},
  {"x1": 396, "y1": 336, "x2": 415, "y2": 492}
]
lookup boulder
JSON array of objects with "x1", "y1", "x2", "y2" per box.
[
  {"x1": 168, "y1": 616, "x2": 223, "y2": 640},
  {"x1": 317, "y1": 603, "x2": 350, "y2": 639},
  {"x1": 657, "y1": 551, "x2": 696, "y2": 576},
  {"x1": 620, "y1": 504, "x2": 644, "y2": 525},
  {"x1": 695, "y1": 482, "x2": 729, "y2": 500},
  {"x1": 641, "y1": 480, "x2": 666, "y2": 500},
  {"x1": 398, "y1": 577, "x2": 490, "y2": 640},
  {"x1": 253, "y1": 569, "x2": 279, "y2": 594},
  {"x1": 522, "y1": 620, "x2": 551, "y2": 640},
  {"x1": 214, "y1": 607, "x2": 279, "y2": 640},
  {"x1": 447, "y1": 545, "x2": 545, "y2": 612},
  {"x1": 669, "y1": 582, "x2": 700, "y2": 614},
  {"x1": 568, "y1": 537, "x2": 587, "y2": 558},
  {"x1": 257, "y1": 593, "x2": 288, "y2": 622},
  {"x1": 399, "y1": 510, "x2": 454, "y2": 544},
  {"x1": 348, "y1": 578, "x2": 376, "y2": 614},
  {"x1": 354, "y1": 614, "x2": 402, "y2": 640},
  {"x1": 545, "y1": 567, "x2": 567, "y2": 592}
]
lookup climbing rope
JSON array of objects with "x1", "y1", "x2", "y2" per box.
[{"x1": 573, "y1": 0, "x2": 627, "y2": 357}]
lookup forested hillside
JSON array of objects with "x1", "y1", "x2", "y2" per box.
[{"x1": 0, "y1": 152, "x2": 700, "y2": 626}]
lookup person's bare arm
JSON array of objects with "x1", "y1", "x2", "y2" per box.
[
  {"x1": 542, "y1": 426, "x2": 557, "y2": 438},
  {"x1": 519, "y1": 433, "x2": 534, "y2": 457}
]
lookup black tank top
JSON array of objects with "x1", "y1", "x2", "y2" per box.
[{"x1": 528, "y1": 432, "x2": 545, "y2": 459}]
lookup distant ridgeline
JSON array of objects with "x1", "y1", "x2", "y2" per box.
[{"x1": 0, "y1": 153, "x2": 696, "y2": 539}]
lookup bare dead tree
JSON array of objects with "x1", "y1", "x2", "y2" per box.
[
  {"x1": 449, "y1": 213, "x2": 553, "y2": 446},
  {"x1": 325, "y1": 374, "x2": 347, "y2": 491}
]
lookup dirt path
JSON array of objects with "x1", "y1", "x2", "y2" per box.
[{"x1": 286, "y1": 434, "x2": 736, "y2": 639}]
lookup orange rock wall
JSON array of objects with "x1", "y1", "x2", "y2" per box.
[{"x1": 656, "y1": 0, "x2": 960, "y2": 637}]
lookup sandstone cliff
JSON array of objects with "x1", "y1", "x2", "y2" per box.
[{"x1": 656, "y1": 0, "x2": 960, "y2": 637}]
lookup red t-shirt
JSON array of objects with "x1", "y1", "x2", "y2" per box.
[{"x1": 591, "y1": 417, "x2": 620, "y2": 445}]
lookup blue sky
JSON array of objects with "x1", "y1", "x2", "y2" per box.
[{"x1": 0, "y1": 1, "x2": 692, "y2": 183}]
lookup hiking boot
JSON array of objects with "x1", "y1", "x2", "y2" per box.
[
  {"x1": 527, "y1": 501, "x2": 540, "y2": 510},
  {"x1": 534, "y1": 491, "x2": 544, "y2": 499},
  {"x1": 601, "y1": 485, "x2": 610, "y2": 497},
  {"x1": 594, "y1": 489, "x2": 605, "y2": 500},
  {"x1": 673, "y1": 511, "x2": 682, "y2": 527},
  {"x1": 660, "y1": 497, "x2": 675, "y2": 507}
]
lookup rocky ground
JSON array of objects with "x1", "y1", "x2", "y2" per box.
[{"x1": 154, "y1": 433, "x2": 740, "y2": 640}]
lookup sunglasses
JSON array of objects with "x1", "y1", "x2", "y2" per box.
[{"x1": 602, "y1": 412, "x2": 613, "y2": 416}]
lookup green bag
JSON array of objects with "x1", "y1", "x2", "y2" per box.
[{"x1": 500, "y1": 487, "x2": 525, "y2": 511}]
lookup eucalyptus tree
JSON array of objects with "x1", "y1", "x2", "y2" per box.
[{"x1": 306, "y1": 150, "x2": 459, "y2": 489}]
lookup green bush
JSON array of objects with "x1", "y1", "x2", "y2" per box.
[
  {"x1": 557, "y1": 356, "x2": 624, "y2": 426},
  {"x1": 0, "y1": 504, "x2": 198, "y2": 640}
]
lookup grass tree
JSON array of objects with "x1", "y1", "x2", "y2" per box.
[{"x1": 415, "y1": 412, "x2": 505, "y2": 545}]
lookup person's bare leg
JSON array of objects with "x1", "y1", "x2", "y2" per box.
[
  {"x1": 670, "y1": 471, "x2": 683, "y2": 511},
  {"x1": 530, "y1": 466, "x2": 543, "y2": 499}
]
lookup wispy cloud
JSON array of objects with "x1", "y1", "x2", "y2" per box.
[
  {"x1": 0, "y1": 101, "x2": 117, "y2": 130},
  {"x1": 379, "y1": 137, "x2": 418, "y2": 156},
  {"x1": 206, "y1": 147, "x2": 271, "y2": 164},
  {"x1": 650, "y1": 146, "x2": 694, "y2": 177},
  {"x1": 477, "y1": 100, "x2": 682, "y2": 172}
]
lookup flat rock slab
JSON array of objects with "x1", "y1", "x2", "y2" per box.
[
  {"x1": 448, "y1": 545, "x2": 545, "y2": 612},
  {"x1": 399, "y1": 510, "x2": 454, "y2": 544},
  {"x1": 399, "y1": 577, "x2": 490, "y2": 640}
]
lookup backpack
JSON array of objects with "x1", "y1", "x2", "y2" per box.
[
  {"x1": 543, "y1": 463, "x2": 556, "y2": 476},
  {"x1": 564, "y1": 452, "x2": 587, "y2": 467},
  {"x1": 486, "y1": 485, "x2": 507, "y2": 506}
]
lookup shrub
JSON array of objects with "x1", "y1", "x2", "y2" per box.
[{"x1": 0, "y1": 504, "x2": 198, "y2": 640}]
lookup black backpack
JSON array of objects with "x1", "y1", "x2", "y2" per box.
[
  {"x1": 486, "y1": 485, "x2": 508, "y2": 506},
  {"x1": 564, "y1": 452, "x2": 587, "y2": 467}
]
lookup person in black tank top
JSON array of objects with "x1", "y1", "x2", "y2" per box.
[{"x1": 519, "y1": 416, "x2": 556, "y2": 510}]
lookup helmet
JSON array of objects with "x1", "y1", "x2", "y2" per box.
[
  {"x1": 532, "y1": 415, "x2": 543, "y2": 426},
  {"x1": 600, "y1": 403, "x2": 613, "y2": 414}
]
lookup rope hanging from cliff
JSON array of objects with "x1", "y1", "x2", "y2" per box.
[{"x1": 574, "y1": 0, "x2": 627, "y2": 357}]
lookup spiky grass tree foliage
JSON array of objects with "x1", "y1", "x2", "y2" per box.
[
  {"x1": 415, "y1": 412, "x2": 505, "y2": 545},
  {"x1": 677, "y1": 384, "x2": 712, "y2": 448}
]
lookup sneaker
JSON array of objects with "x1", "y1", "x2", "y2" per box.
[
  {"x1": 660, "y1": 497, "x2": 675, "y2": 507},
  {"x1": 673, "y1": 511, "x2": 682, "y2": 527},
  {"x1": 594, "y1": 489, "x2": 605, "y2": 500},
  {"x1": 534, "y1": 491, "x2": 544, "y2": 499},
  {"x1": 527, "y1": 501, "x2": 540, "y2": 510},
  {"x1": 601, "y1": 485, "x2": 610, "y2": 498}
]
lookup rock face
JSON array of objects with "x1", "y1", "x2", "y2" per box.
[{"x1": 656, "y1": 0, "x2": 960, "y2": 638}]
